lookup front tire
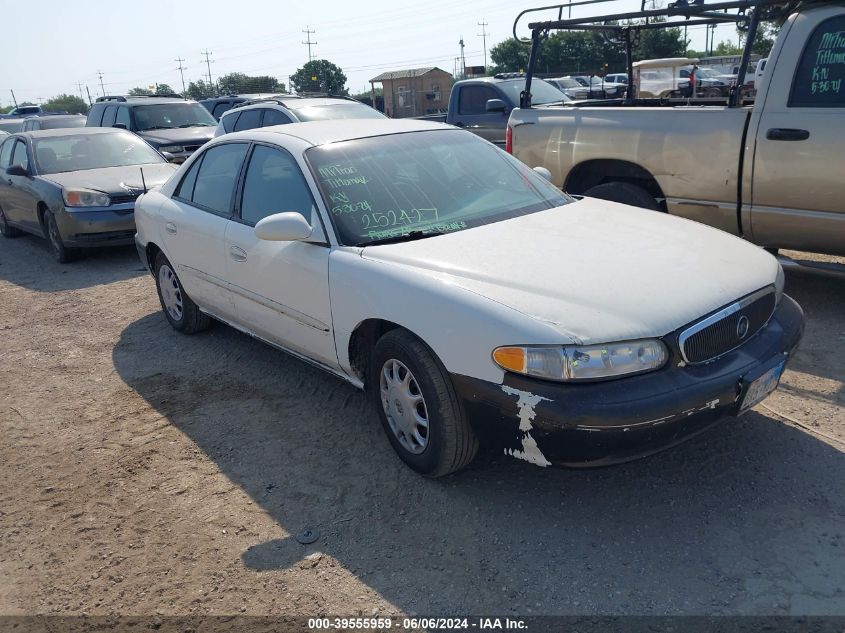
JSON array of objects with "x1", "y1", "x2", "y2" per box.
[
  {"x1": 43, "y1": 210, "x2": 81, "y2": 263},
  {"x1": 584, "y1": 181, "x2": 661, "y2": 211},
  {"x1": 154, "y1": 252, "x2": 211, "y2": 334},
  {"x1": 0, "y1": 205, "x2": 23, "y2": 238},
  {"x1": 370, "y1": 329, "x2": 478, "y2": 477}
]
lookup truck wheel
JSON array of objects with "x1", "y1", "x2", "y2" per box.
[
  {"x1": 0, "y1": 205, "x2": 23, "y2": 238},
  {"x1": 584, "y1": 182, "x2": 661, "y2": 211},
  {"x1": 371, "y1": 329, "x2": 478, "y2": 477},
  {"x1": 154, "y1": 252, "x2": 211, "y2": 334}
]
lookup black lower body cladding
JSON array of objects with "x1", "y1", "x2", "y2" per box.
[{"x1": 451, "y1": 295, "x2": 805, "y2": 467}]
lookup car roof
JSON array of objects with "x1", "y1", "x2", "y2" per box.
[
  {"x1": 19, "y1": 127, "x2": 128, "y2": 139},
  {"x1": 220, "y1": 96, "x2": 365, "y2": 118},
  {"x1": 223, "y1": 118, "x2": 451, "y2": 147},
  {"x1": 25, "y1": 114, "x2": 85, "y2": 120}
]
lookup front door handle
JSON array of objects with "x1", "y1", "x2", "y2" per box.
[
  {"x1": 165, "y1": 222, "x2": 177, "y2": 234},
  {"x1": 766, "y1": 128, "x2": 810, "y2": 141},
  {"x1": 229, "y1": 245, "x2": 247, "y2": 262}
]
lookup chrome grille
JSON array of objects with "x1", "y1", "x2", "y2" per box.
[{"x1": 679, "y1": 287, "x2": 777, "y2": 364}]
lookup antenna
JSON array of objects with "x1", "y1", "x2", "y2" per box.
[{"x1": 139, "y1": 167, "x2": 148, "y2": 194}]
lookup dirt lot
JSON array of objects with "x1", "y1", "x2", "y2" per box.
[{"x1": 1, "y1": 235, "x2": 843, "y2": 618}]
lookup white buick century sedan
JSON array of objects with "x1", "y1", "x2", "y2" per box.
[{"x1": 134, "y1": 119, "x2": 804, "y2": 477}]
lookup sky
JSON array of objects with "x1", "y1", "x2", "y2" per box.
[{"x1": 0, "y1": 0, "x2": 742, "y2": 107}]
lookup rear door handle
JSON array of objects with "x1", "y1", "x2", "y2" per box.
[
  {"x1": 165, "y1": 222, "x2": 177, "y2": 234},
  {"x1": 229, "y1": 245, "x2": 247, "y2": 262},
  {"x1": 766, "y1": 128, "x2": 810, "y2": 141}
]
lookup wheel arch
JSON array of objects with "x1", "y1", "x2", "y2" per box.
[
  {"x1": 145, "y1": 241, "x2": 163, "y2": 273},
  {"x1": 565, "y1": 159, "x2": 666, "y2": 208},
  {"x1": 347, "y1": 318, "x2": 405, "y2": 388}
]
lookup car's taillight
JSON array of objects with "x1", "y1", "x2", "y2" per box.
[{"x1": 505, "y1": 125, "x2": 513, "y2": 154}]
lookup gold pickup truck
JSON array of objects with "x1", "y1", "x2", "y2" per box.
[{"x1": 508, "y1": 2, "x2": 844, "y2": 258}]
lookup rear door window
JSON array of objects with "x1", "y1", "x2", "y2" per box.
[
  {"x1": 101, "y1": 105, "x2": 118, "y2": 127},
  {"x1": 188, "y1": 143, "x2": 249, "y2": 216},
  {"x1": 233, "y1": 109, "x2": 262, "y2": 132},
  {"x1": 262, "y1": 109, "x2": 292, "y2": 126}
]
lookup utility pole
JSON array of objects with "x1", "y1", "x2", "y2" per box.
[
  {"x1": 85, "y1": 86, "x2": 93, "y2": 106},
  {"x1": 76, "y1": 82, "x2": 85, "y2": 100},
  {"x1": 201, "y1": 50, "x2": 214, "y2": 92},
  {"x1": 302, "y1": 27, "x2": 317, "y2": 63},
  {"x1": 478, "y1": 20, "x2": 489, "y2": 72},
  {"x1": 175, "y1": 57, "x2": 187, "y2": 94},
  {"x1": 97, "y1": 71, "x2": 105, "y2": 97},
  {"x1": 10, "y1": 90, "x2": 18, "y2": 107},
  {"x1": 459, "y1": 37, "x2": 466, "y2": 79}
]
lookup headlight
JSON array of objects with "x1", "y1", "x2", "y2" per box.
[
  {"x1": 159, "y1": 145, "x2": 184, "y2": 153},
  {"x1": 63, "y1": 189, "x2": 111, "y2": 207},
  {"x1": 493, "y1": 340, "x2": 668, "y2": 382}
]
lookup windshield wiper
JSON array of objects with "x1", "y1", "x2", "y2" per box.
[
  {"x1": 357, "y1": 229, "x2": 448, "y2": 247},
  {"x1": 140, "y1": 126, "x2": 176, "y2": 131},
  {"x1": 177, "y1": 123, "x2": 214, "y2": 127}
]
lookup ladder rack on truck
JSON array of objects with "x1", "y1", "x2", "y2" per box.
[{"x1": 512, "y1": 0, "x2": 804, "y2": 108}]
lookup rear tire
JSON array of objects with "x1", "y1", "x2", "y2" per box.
[
  {"x1": 0, "y1": 205, "x2": 23, "y2": 238},
  {"x1": 43, "y1": 210, "x2": 81, "y2": 263},
  {"x1": 154, "y1": 252, "x2": 211, "y2": 334},
  {"x1": 584, "y1": 181, "x2": 661, "y2": 211},
  {"x1": 370, "y1": 329, "x2": 478, "y2": 477}
]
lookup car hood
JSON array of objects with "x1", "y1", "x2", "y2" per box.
[
  {"x1": 137, "y1": 127, "x2": 216, "y2": 146},
  {"x1": 41, "y1": 163, "x2": 178, "y2": 196},
  {"x1": 360, "y1": 197, "x2": 780, "y2": 344}
]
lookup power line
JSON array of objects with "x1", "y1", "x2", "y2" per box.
[
  {"x1": 478, "y1": 20, "x2": 489, "y2": 71},
  {"x1": 201, "y1": 50, "x2": 215, "y2": 89},
  {"x1": 175, "y1": 57, "x2": 187, "y2": 94},
  {"x1": 302, "y1": 26, "x2": 317, "y2": 62}
]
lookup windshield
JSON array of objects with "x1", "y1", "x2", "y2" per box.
[
  {"x1": 555, "y1": 78, "x2": 582, "y2": 89},
  {"x1": 696, "y1": 68, "x2": 721, "y2": 78},
  {"x1": 0, "y1": 120, "x2": 24, "y2": 134},
  {"x1": 33, "y1": 131, "x2": 165, "y2": 174},
  {"x1": 306, "y1": 129, "x2": 572, "y2": 246},
  {"x1": 133, "y1": 103, "x2": 217, "y2": 131},
  {"x1": 497, "y1": 80, "x2": 570, "y2": 105},
  {"x1": 289, "y1": 103, "x2": 386, "y2": 122}
]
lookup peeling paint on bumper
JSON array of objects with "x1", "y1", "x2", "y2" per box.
[{"x1": 452, "y1": 294, "x2": 804, "y2": 468}]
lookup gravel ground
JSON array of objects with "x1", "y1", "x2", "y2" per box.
[{"x1": 0, "y1": 236, "x2": 843, "y2": 618}]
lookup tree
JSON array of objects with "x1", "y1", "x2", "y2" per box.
[
  {"x1": 291, "y1": 60, "x2": 347, "y2": 95},
  {"x1": 43, "y1": 94, "x2": 88, "y2": 114},
  {"x1": 634, "y1": 26, "x2": 687, "y2": 60},
  {"x1": 186, "y1": 80, "x2": 215, "y2": 100},
  {"x1": 751, "y1": 21, "x2": 780, "y2": 56},
  {"x1": 128, "y1": 87, "x2": 153, "y2": 96},
  {"x1": 155, "y1": 83, "x2": 176, "y2": 95},
  {"x1": 713, "y1": 41, "x2": 743, "y2": 56},
  {"x1": 217, "y1": 73, "x2": 284, "y2": 95}
]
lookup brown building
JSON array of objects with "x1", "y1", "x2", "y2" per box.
[{"x1": 369, "y1": 67, "x2": 454, "y2": 118}]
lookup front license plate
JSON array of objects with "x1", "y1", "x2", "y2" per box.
[{"x1": 739, "y1": 361, "x2": 785, "y2": 415}]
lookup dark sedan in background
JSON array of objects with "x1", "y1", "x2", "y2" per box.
[
  {"x1": 22, "y1": 114, "x2": 87, "y2": 132},
  {"x1": 0, "y1": 128, "x2": 177, "y2": 262}
]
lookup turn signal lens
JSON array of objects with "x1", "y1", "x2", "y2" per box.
[
  {"x1": 493, "y1": 340, "x2": 668, "y2": 382},
  {"x1": 492, "y1": 347, "x2": 526, "y2": 373}
]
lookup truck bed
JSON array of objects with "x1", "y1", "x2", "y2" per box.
[{"x1": 509, "y1": 104, "x2": 752, "y2": 235}]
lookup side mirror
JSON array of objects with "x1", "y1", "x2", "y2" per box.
[
  {"x1": 485, "y1": 98, "x2": 507, "y2": 113},
  {"x1": 112, "y1": 123, "x2": 127, "y2": 130},
  {"x1": 160, "y1": 152, "x2": 177, "y2": 162},
  {"x1": 6, "y1": 164, "x2": 29, "y2": 177},
  {"x1": 254, "y1": 212, "x2": 313, "y2": 242},
  {"x1": 533, "y1": 166, "x2": 553, "y2": 182}
]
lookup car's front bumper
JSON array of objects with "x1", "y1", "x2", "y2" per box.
[
  {"x1": 451, "y1": 294, "x2": 804, "y2": 468},
  {"x1": 56, "y1": 205, "x2": 137, "y2": 247}
]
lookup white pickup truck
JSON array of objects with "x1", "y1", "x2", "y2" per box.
[{"x1": 508, "y1": 1, "x2": 844, "y2": 258}]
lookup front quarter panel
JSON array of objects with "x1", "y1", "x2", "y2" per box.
[{"x1": 329, "y1": 249, "x2": 576, "y2": 384}]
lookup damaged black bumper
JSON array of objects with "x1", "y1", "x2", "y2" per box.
[{"x1": 452, "y1": 294, "x2": 804, "y2": 467}]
